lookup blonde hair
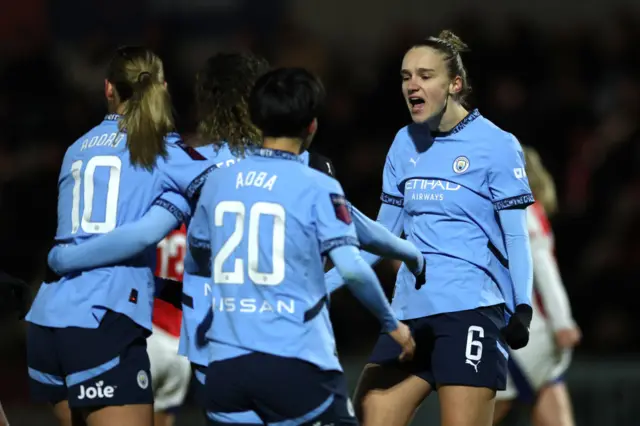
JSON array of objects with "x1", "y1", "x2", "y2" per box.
[
  {"x1": 107, "y1": 46, "x2": 175, "y2": 170},
  {"x1": 523, "y1": 145, "x2": 558, "y2": 215},
  {"x1": 415, "y1": 30, "x2": 472, "y2": 105}
]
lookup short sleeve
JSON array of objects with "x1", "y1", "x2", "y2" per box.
[
  {"x1": 153, "y1": 191, "x2": 192, "y2": 225},
  {"x1": 307, "y1": 151, "x2": 336, "y2": 178},
  {"x1": 313, "y1": 178, "x2": 360, "y2": 255},
  {"x1": 160, "y1": 142, "x2": 218, "y2": 201},
  {"x1": 381, "y1": 135, "x2": 404, "y2": 208},
  {"x1": 488, "y1": 135, "x2": 535, "y2": 211}
]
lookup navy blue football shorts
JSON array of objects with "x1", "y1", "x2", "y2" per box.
[
  {"x1": 27, "y1": 310, "x2": 153, "y2": 408},
  {"x1": 203, "y1": 352, "x2": 358, "y2": 426},
  {"x1": 368, "y1": 304, "x2": 509, "y2": 391},
  {"x1": 193, "y1": 362, "x2": 264, "y2": 425}
]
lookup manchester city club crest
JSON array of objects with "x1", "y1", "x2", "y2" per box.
[
  {"x1": 453, "y1": 156, "x2": 470, "y2": 174},
  {"x1": 137, "y1": 370, "x2": 149, "y2": 390}
]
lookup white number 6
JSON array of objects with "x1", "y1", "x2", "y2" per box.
[{"x1": 465, "y1": 325, "x2": 484, "y2": 361}]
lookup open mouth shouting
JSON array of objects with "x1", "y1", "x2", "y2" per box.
[{"x1": 408, "y1": 95, "x2": 426, "y2": 115}]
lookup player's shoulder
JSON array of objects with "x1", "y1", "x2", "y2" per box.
[
  {"x1": 64, "y1": 121, "x2": 120, "y2": 162},
  {"x1": 306, "y1": 150, "x2": 336, "y2": 178},
  {"x1": 164, "y1": 133, "x2": 211, "y2": 162},
  {"x1": 390, "y1": 125, "x2": 413, "y2": 149},
  {"x1": 304, "y1": 166, "x2": 344, "y2": 195},
  {"x1": 67, "y1": 120, "x2": 113, "y2": 150},
  {"x1": 471, "y1": 114, "x2": 523, "y2": 154},
  {"x1": 194, "y1": 141, "x2": 238, "y2": 164}
]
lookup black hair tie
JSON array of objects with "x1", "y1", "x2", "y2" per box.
[{"x1": 137, "y1": 71, "x2": 152, "y2": 84}]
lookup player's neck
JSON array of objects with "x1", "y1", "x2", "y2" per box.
[
  {"x1": 428, "y1": 102, "x2": 468, "y2": 133},
  {"x1": 107, "y1": 101, "x2": 126, "y2": 115},
  {"x1": 262, "y1": 137, "x2": 302, "y2": 155}
]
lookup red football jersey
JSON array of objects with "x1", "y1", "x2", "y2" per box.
[{"x1": 153, "y1": 224, "x2": 187, "y2": 337}]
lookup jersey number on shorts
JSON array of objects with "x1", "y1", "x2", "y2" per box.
[
  {"x1": 465, "y1": 325, "x2": 484, "y2": 362},
  {"x1": 213, "y1": 201, "x2": 285, "y2": 286},
  {"x1": 70, "y1": 155, "x2": 122, "y2": 234}
]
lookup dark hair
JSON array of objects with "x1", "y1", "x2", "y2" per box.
[
  {"x1": 249, "y1": 67, "x2": 325, "y2": 139},
  {"x1": 107, "y1": 46, "x2": 174, "y2": 170},
  {"x1": 194, "y1": 52, "x2": 270, "y2": 153},
  {"x1": 414, "y1": 30, "x2": 472, "y2": 105}
]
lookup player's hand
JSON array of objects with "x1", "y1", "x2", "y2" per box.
[
  {"x1": 47, "y1": 245, "x2": 64, "y2": 275},
  {"x1": 501, "y1": 304, "x2": 532, "y2": 350},
  {"x1": 412, "y1": 256, "x2": 426, "y2": 290},
  {"x1": 389, "y1": 322, "x2": 415, "y2": 362},
  {"x1": 554, "y1": 326, "x2": 581, "y2": 349}
]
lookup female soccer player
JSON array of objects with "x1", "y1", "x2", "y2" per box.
[
  {"x1": 26, "y1": 46, "x2": 217, "y2": 426},
  {"x1": 47, "y1": 51, "x2": 270, "y2": 426},
  {"x1": 493, "y1": 146, "x2": 580, "y2": 426},
  {"x1": 191, "y1": 66, "x2": 414, "y2": 426},
  {"x1": 325, "y1": 30, "x2": 535, "y2": 426}
]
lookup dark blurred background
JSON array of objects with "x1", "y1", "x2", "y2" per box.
[{"x1": 2, "y1": 0, "x2": 640, "y2": 424}]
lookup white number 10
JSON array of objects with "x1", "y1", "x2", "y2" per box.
[
  {"x1": 70, "y1": 155, "x2": 122, "y2": 234},
  {"x1": 213, "y1": 201, "x2": 286, "y2": 286}
]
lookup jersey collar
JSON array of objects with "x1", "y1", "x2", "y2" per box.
[
  {"x1": 431, "y1": 108, "x2": 480, "y2": 138},
  {"x1": 103, "y1": 113, "x2": 121, "y2": 122},
  {"x1": 249, "y1": 147, "x2": 304, "y2": 163}
]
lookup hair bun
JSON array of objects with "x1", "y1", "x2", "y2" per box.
[{"x1": 437, "y1": 30, "x2": 470, "y2": 54}]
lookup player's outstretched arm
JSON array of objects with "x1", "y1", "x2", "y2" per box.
[
  {"x1": 499, "y1": 208, "x2": 534, "y2": 349},
  {"x1": 49, "y1": 205, "x2": 181, "y2": 275},
  {"x1": 530, "y1": 230, "x2": 580, "y2": 348},
  {"x1": 350, "y1": 204, "x2": 424, "y2": 275},
  {"x1": 530, "y1": 235, "x2": 574, "y2": 330},
  {"x1": 324, "y1": 202, "x2": 404, "y2": 292},
  {"x1": 329, "y1": 244, "x2": 415, "y2": 361}
]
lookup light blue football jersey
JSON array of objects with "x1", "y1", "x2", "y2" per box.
[
  {"x1": 181, "y1": 149, "x2": 320, "y2": 367},
  {"x1": 26, "y1": 114, "x2": 218, "y2": 331},
  {"x1": 187, "y1": 148, "x2": 359, "y2": 372},
  {"x1": 178, "y1": 142, "x2": 241, "y2": 366},
  {"x1": 382, "y1": 109, "x2": 534, "y2": 319}
]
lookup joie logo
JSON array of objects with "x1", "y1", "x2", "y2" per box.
[{"x1": 78, "y1": 381, "x2": 116, "y2": 400}]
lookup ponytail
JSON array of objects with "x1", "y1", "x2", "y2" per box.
[{"x1": 107, "y1": 46, "x2": 175, "y2": 170}]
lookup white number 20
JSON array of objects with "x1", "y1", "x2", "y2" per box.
[
  {"x1": 213, "y1": 201, "x2": 285, "y2": 286},
  {"x1": 70, "y1": 155, "x2": 122, "y2": 234},
  {"x1": 465, "y1": 325, "x2": 484, "y2": 361}
]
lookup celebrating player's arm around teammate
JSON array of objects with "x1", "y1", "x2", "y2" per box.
[
  {"x1": 493, "y1": 146, "x2": 580, "y2": 426},
  {"x1": 48, "y1": 52, "x2": 272, "y2": 426},
  {"x1": 325, "y1": 30, "x2": 535, "y2": 426},
  {"x1": 26, "y1": 46, "x2": 217, "y2": 426},
  {"x1": 186, "y1": 67, "x2": 414, "y2": 426}
]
